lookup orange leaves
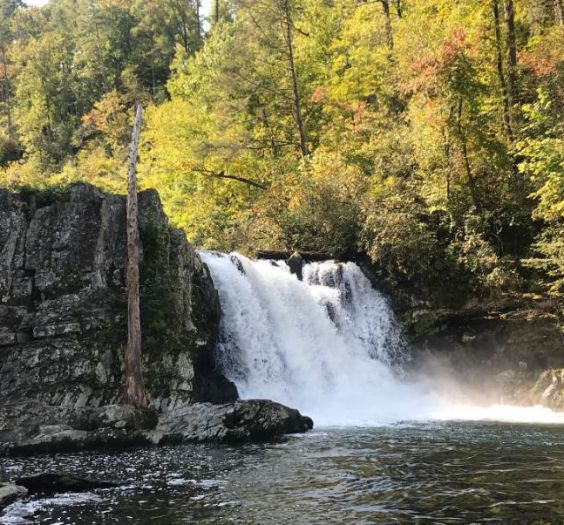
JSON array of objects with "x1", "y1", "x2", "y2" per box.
[{"x1": 408, "y1": 28, "x2": 474, "y2": 98}]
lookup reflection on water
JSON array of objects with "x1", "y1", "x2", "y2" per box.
[{"x1": 2, "y1": 421, "x2": 564, "y2": 524}]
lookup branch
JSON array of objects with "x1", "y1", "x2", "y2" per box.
[{"x1": 195, "y1": 168, "x2": 268, "y2": 190}]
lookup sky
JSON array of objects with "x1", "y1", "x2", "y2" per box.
[{"x1": 26, "y1": 0, "x2": 213, "y2": 16}]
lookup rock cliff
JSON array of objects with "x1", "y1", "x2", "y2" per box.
[
  {"x1": 0, "y1": 183, "x2": 312, "y2": 454},
  {"x1": 0, "y1": 183, "x2": 235, "y2": 410},
  {"x1": 408, "y1": 308, "x2": 564, "y2": 408}
]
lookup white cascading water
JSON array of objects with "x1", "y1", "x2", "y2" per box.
[
  {"x1": 200, "y1": 252, "x2": 564, "y2": 426},
  {"x1": 200, "y1": 252, "x2": 442, "y2": 425}
]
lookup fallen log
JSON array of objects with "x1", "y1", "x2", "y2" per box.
[{"x1": 255, "y1": 250, "x2": 333, "y2": 262}]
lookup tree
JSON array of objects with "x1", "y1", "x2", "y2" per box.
[
  {"x1": 125, "y1": 104, "x2": 148, "y2": 409},
  {"x1": 0, "y1": 0, "x2": 24, "y2": 163}
]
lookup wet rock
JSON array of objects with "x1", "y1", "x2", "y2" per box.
[
  {"x1": 529, "y1": 369, "x2": 564, "y2": 410},
  {"x1": 409, "y1": 311, "x2": 564, "y2": 407},
  {"x1": 157, "y1": 399, "x2": 314, "y2": 444},
  {"x1": 16, "y1": 473, "x2": 118, "y2": 494},
  {"x1": 0, "y1": 399, "x2": 313, "y2": 455},
  {"x1": 286, "y1": 252, "x2": 304, "y2": 281},
  {"x1": 0, "y1": 483, "x2": 28, "y2": 509}
]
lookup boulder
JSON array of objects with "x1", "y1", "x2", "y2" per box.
[
  {"x1": 529, "y1": 369, "x2": 564, "y2": 410},
  {"x1": 156, "y1": 399, "x2": 314, "y2": 444},
  {"x1": 0, "y1": 483, "x2": 28, "y2": 509},
  {"x1": 286, "y1": 252, "x2": 304, "y2": 280}
]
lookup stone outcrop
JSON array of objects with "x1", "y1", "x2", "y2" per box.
[
  {"x1": 155, "y1": 400, "x2": 314, "y2": 444},
  {"x1": 0, "y1": 399, "x2": 313, "y2": 455},
  {"x1": 529, "y1": 368, "x2": 564, "y2": 410},
  {"x1": 0, "y1": 183, "x2": 235, "y2": 410},
  {"x1": 0, "y1": 183, "x2": 312, "y2": 453},
  {"x1": 408, "y1": 309, "x2": 564, "y2": 406}
]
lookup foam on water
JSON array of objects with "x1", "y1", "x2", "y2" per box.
[
  {"x1": 200, "y1": 252, "x2": 564, "y2": 426},
  {"x1": 1, "y1": 493, "x2": 102, "y2": 524},
  {"x1": 433, "y1": 403, "x2": 564, "y2": 424}
]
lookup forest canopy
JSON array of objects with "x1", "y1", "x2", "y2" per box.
[{"x1": 1, "y1": 0, "x2": 563, "y2": 308}]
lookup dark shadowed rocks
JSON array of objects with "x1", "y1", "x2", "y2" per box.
[{"x1": 15, "y1": 473, "x2": 118, "y2": 494}]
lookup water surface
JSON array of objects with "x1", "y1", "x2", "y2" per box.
[{"x1": 2, "y1": 421, "x2": 564, "y2": 524}]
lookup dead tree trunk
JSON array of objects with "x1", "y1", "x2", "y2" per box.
[
  {"x1": 196, "y1": 0, "x2": 202, "y2": 43},
  {"x1": 125, "y1": 104, "x2": 148, "y2": 409}
]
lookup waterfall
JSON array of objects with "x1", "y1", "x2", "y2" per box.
[{"x1": 199, "y1": 252, "x2": 441, "y2": 426}]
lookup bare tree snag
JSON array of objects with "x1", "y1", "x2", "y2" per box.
[
  {"x1": 125, "y1": 104, "x2": 148, "y2": 409},
  {"x1": 196, "y1": 0, "x2": 202, "y2": 43}
]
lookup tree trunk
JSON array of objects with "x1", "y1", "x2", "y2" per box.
[
  {"x1": 125, "y1": 104, "x2": 148, "y2": 410},
  {"x1": 196, "y1": 0, "x2": 202, "y2": 43},
  {"x1": 282, "y1": 0, "x2": 309, "y2": 156},
  {"x1": 442, "y1": 127, "x2": 451, "y2": 202},
  {"x1": 556, "y1": 0, "x2": 564, "y2": 24},
  {"x1": 456, "y1": 99, "x2": 481, "y2": 213},
  {"x1": 503, "y1": 0, "x2": 518, "y2": 105},
  {"x1": 0, "y1": 48, "x2": 14, "y2": 140},
  {"x1": 381, "y1": 0, "x2": 394, "y2": 50},
  {"x1": 215, "y1": 0, "x2": 220, "y2": 23},
  {"x1": 396, "y1": 0, "x2": 402, "y2": 18},
  {"x1": 492, "y1": 0, "x2": 513, "y2": 140}
]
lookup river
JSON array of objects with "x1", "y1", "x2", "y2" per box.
[{"x1": 2, "y1": 421, "x2": 564, "y2": 523}]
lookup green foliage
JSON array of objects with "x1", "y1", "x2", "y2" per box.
[
  {"x1": 0, "y1": 0, "x2": 562, "y2": 310},
  {"x1": 238, "y1": 150, "x2": 366, "y2": 257}
]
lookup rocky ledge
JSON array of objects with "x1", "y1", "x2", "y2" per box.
[
  {"x1": 0, "y1": 400, "x2": 313, "y2": 456},
  {"x1": 407, "y1": 307, "x2": 564, "y2": 408},
  {"x1": 0, "y1": 183, "x2": 313, "y2": 455}
]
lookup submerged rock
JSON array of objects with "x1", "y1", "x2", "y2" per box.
[
  {"x1": 0, "y1": 483, "x2": 28, "y2": 509},
  {"x1": 16, "y1": 474, "x2": 118, "y2": 494}
]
